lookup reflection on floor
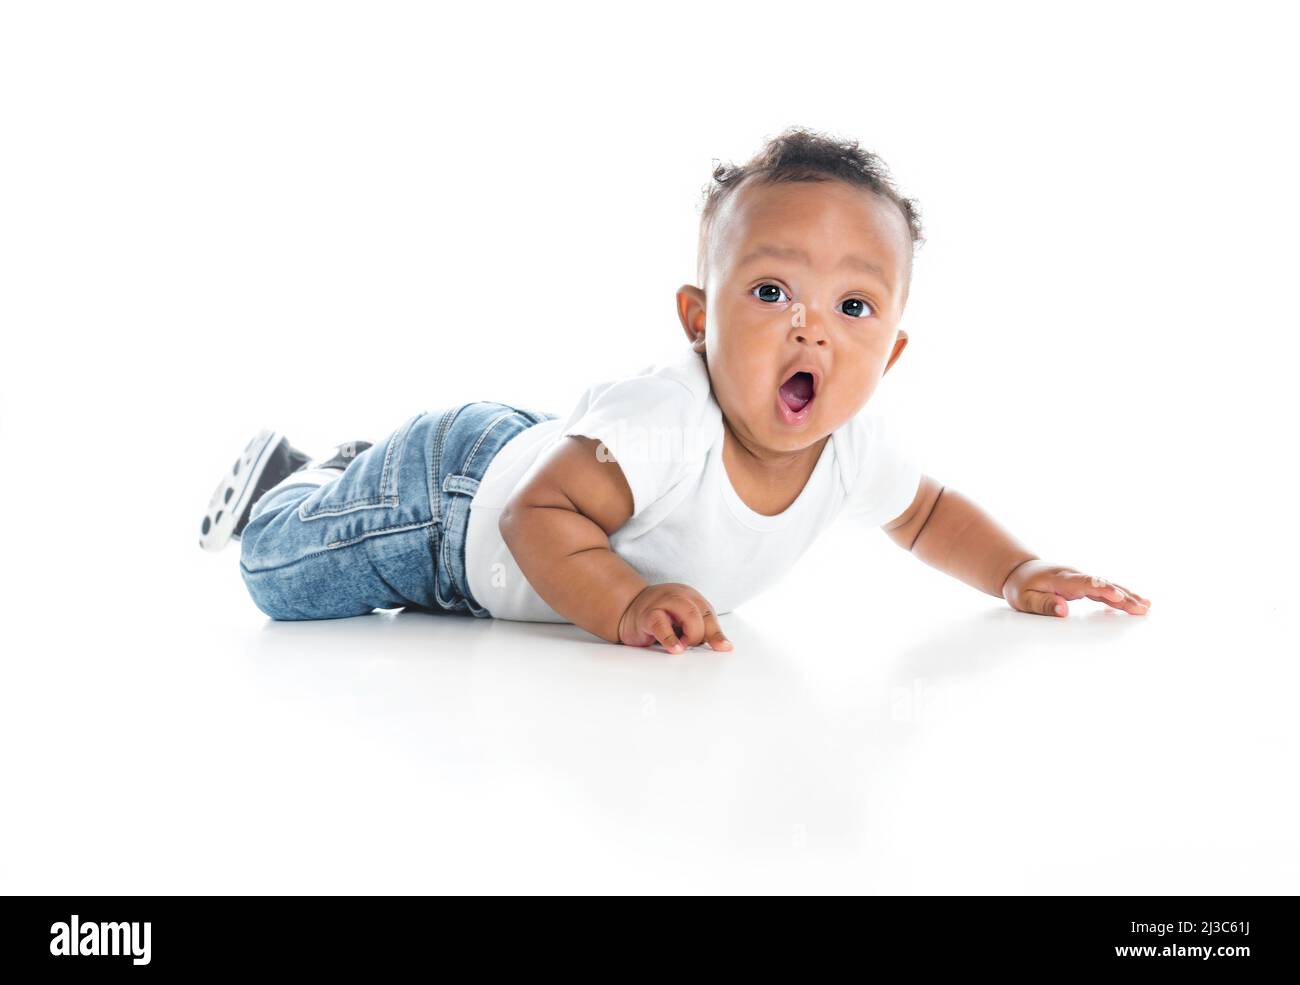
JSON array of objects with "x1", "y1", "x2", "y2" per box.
[{"x1": 2, "y1": 530, "x2": 1294, "y2": 894}]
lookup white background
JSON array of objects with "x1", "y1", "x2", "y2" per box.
[{"x1": 1, "y1": 0, "x2": 1296, "y2": 893}]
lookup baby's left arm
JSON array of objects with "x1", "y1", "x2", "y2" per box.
[{"x1": 882, "y1": 476, "x2": 1150, "y2": 617}]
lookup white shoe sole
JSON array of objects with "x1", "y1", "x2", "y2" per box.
[{"x1": 199, "y1": 429, "x2": 286, "y2": 553}]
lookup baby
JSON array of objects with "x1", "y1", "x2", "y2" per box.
[{"x1": 199, "y1": 127, "x2": 1150, "y2": 652}]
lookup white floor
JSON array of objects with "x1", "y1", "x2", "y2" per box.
[
  {"x1": 2, "y1": 469, "x2": 1295, "y2": 895},
  {"x1": 5, "y1": 0, "x2": 1299, "y2": 897}
]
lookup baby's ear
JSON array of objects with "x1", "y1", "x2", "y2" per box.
[
  {"x1": 676, "y1": 284, "x2": 707, "y2": 345},
  {"x1": 882, "y1": 329, "x2": 908, "y2": 374}
]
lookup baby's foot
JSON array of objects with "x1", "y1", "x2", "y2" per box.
[{"x1": 198, "y1": 430, "x2": 311, "y2": 553}]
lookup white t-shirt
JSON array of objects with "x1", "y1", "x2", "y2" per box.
[{"x1": 464, "y1": 349, "x2": 922, "y2": 623}]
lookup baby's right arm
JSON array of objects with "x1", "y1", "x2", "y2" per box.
[{"x1": 498, "y1": 436, "x2": 731, "y2": 652}]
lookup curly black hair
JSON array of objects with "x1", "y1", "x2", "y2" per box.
[{"x1": 696, "y1": 126, "x2": 924, "y2": 297}]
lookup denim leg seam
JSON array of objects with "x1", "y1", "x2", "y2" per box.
[
  {"x1": 430, "y1": 407, "x2": 458, "y2": 609},
  {"x1": 428, "y1": 407, "x2": 456, "y2": 526},
  {"x1": 381, "y1": 412, "x2": 419, "y2": 502},
  {"x1": 240, "y1": 519, "x2": 437, "y2": 574}
]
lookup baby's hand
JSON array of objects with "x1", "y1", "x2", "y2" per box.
[
  {"x1": 1002, "y1": 560, "x2": 1151, "y2": 617},
  {"x1": 618, "y1": 583, "x2": 734, "y2": 653}
]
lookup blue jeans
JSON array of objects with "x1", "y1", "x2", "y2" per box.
[{"x1": 239, "y1": 401, "x2": 558, "y2": 620}]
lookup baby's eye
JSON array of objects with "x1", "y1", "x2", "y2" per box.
[
  {"x1": 841, "y1": 298, "x2": 875, "y2": 319},
  {"x1": 752, "y1": 283, "x2": 789, "y2": 304}
]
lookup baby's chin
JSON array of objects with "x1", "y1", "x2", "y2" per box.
[
  {"x1": 721, "y1": 390, "x2": 841, "y2": 454},
  {"x1": 745, "y1": 409, "x2": 834, "y2": 456}
]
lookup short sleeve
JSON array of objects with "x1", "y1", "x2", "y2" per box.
[
  {"x1": 562, "y1": 374, "x2": 705, "y2": 518},
  {"x1": 841, "y1": 412, "x2": 923, "y2": 528}
]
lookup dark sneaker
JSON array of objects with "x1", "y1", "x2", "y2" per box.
[
  {"x1": 198, "y1": 430, "x2": 312, "y2": 553},
  {"x1": 312, "y1": 440, "x2": 373, "y2": 472}
]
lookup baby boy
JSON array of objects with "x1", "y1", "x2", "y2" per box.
[{"x1": 200, "y1": 126, "x2": 1150, "y2": 651}]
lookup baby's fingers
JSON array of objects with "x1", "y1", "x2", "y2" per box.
[
  {"x1": 645, "y1": 610, "x2": 686, "y2": 654},
  {"x1": 1080, "y1": 575, "x2": 1150, "y2": 615},
  {"x1": 698, "y1": 604, "x2": 733, "y2": 652},
  {"x1": 1018, "y1": 589, "x2": 1069, "y2": 618},
  {"x1": 1111, "y1": 581, "x2": 1152, "y2": 609}
]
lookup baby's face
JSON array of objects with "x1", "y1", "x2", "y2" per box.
[{"x1": 679, "y1": 177, "x2": 912, "y2": 457}]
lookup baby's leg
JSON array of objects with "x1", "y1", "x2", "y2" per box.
[
  {"x1": 237, "y1": 402, "x2": 558, "y2": 621},
  {"x1": 238, "y1": 412, "x2": 449, "y2": 619}
]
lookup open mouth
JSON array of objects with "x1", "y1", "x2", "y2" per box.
[{"x1": 778, "y1": 371, "x2": 816, "y2": 414}]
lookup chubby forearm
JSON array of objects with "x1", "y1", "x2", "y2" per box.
[
  {"x1": 498, "y1": 505, "x2": 649, "y2": 644},
  {"x1": 907, "y1": 486, "x2": 1039, "y2": 598}
]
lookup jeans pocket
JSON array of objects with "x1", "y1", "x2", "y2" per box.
[
  {"x1": 296, "y1": 412, "x2": 421, "y2": 523},
  {"x1": 242, "y1": 412, "x2": 436, "y2": 577}
]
